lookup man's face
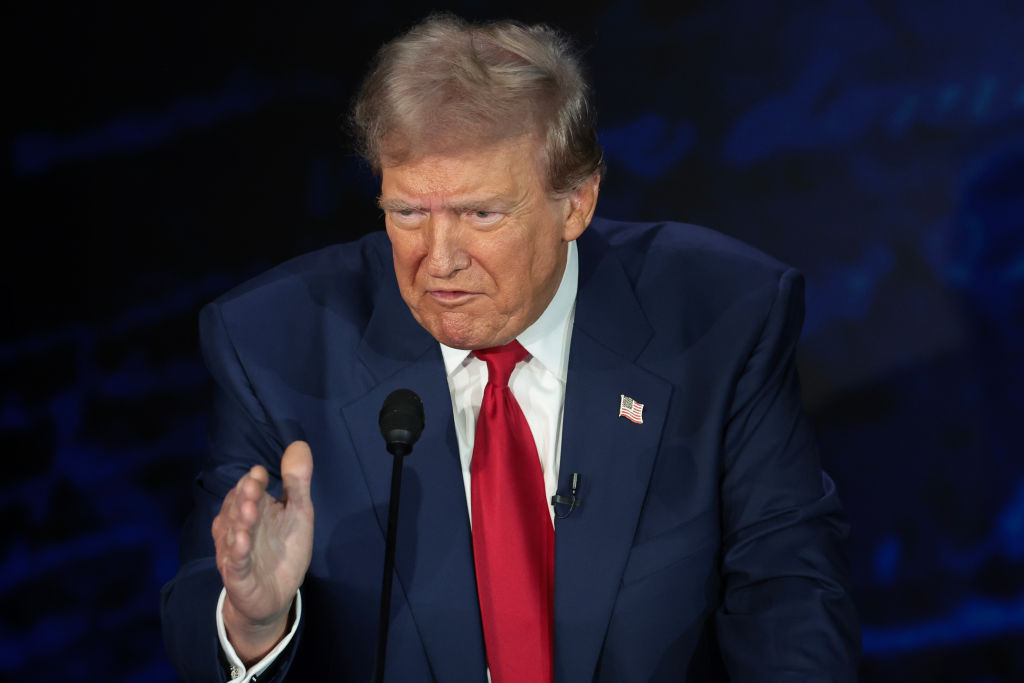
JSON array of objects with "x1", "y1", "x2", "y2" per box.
[{"x1": 380, "y1": 136, "x2": 596, "y2": 350}]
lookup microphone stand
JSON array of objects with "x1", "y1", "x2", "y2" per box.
[
  {"x1": 374, "y1": 443, "x2": 407, "y2": 683},
  {"x1": 374, "y1": 389, "x2": 422, "y2": 683}
]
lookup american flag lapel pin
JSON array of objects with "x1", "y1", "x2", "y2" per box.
[{"x1": 618, "y1": 394, "x2": 644, "y2": 424}]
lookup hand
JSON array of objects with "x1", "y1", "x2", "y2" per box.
[{"x1": 212, "y1": 441, "x2": 315, "y2": 664}]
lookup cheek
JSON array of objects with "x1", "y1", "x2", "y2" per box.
[
  {"x1": 388, "y1": 233, "x2": 423, "y2": 285},
  {"x1": 489, "y1": 252, "x2": 541, "y2": 307}
]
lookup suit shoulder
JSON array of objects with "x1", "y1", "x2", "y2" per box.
[
  {"x1": 198, "y1": 231, "x2": 395, "y2": 404},
  {"x1": 200, "y1": 231, "x2": 391, "y2": 358},
  {"x1": 583, "y1": 219, "x2": 805, "y2": 382},
  {"x1": 588, "y1": 217, "x2": 791, "y2": 286},
  {"x1": 586, "y1": 217, "x2": 803, "y2": 345},
  {"x1": 211, "y1": 231, "x2": 391, "y2": 308}
]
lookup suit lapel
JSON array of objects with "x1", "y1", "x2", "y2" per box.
[
  {"x1": 553, "y1": 228, "x2": 673, "y2": 681},
  {"x1": 342, "y1": 266, "x2": 487, "y2": 682}
]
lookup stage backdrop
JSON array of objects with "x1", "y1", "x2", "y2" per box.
[{"x1": 4, "y1": 2, "x2": 1022, "y2": 680}]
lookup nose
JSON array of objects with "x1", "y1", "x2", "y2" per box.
[{"x1": 424, "y1": 213, "x2": 470, "y2": 278}]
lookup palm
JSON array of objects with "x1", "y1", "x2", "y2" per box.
[
  {"x1": 214, "y1": 441, "x2": 315, "y2": 629},
  {"x1": 230, "y1": 480, "x2": 314, "y2": 621}
]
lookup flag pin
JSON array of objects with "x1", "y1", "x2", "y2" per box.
[{"x1": 618, "y1": 394, "x2": 644, "y2": 424}]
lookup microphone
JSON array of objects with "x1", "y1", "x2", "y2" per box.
[
  {"x1": 378, "y1": 388, "x2": 425, "y2": 456},
  {"x1": 551, "y1": 472, "x2": 582, "y2": 519},
  {"x1": 374, "y1": 389, "x2": 424, "y2": 683}
]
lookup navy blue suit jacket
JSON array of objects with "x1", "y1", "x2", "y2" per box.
[{"x1": 162, "y1": 218, "x2": 859, "y2": 681}]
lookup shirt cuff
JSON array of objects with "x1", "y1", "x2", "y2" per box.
[{"x1": 216, "y1": 588, "x2": 302, "y2": 682}]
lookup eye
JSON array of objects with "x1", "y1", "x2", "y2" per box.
[
  {"x1": 389, "y1": 208, "x2": 426, "y2": 226},
  {"x1": 466, "y1": 210, "x2": 502, "y2": 226}
]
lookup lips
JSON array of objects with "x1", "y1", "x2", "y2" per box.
[{"x1": 427, "y1": 289, "x2": 478, "y2": 304}]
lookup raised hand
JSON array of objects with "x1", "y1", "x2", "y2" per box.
[{"x1": 212, "y1": 440, "x2": 315, "y2": 664}]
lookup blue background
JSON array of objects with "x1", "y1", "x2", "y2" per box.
[{"x1": 3, "y1": 2, "x2": 1022, "y2": 680}]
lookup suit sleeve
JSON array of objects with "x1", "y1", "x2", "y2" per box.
[
  {"x1": 160, "y1": 302, "x2": 302, "y2": 683},
  {"x1": 715, "y1": 268, "x2": 860, "y2": 681}
]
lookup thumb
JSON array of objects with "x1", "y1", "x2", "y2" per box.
[{"x1": 280, "y1": 440, "x2": 314, "y2": 507}]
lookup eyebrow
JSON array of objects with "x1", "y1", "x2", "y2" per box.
[
  {"x1": 377, "y1": 195, "x2": 517, "y2": 213},
  {"x1": 377, "y1": 197, "x2": 422, "y2": 212}
]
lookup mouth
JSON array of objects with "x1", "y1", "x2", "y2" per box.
[{"x1": 427, "y1": 290, "x2": 478, "y2": 304}]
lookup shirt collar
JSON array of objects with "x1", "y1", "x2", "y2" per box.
[{"x1": 439, "y1": 240, "x2": 578, "y2": 381}]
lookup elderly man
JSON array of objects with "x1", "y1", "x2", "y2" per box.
[{"x1": 162, "y1": 14, "x2": 859, "y2": 682}]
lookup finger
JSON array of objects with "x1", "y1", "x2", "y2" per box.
[
  {"x1": 237, "y1": 496, "x2": 261, "y2": 528},
  {"x1": 212, "y1": 488, "x2": 231, "y2": 533},
  {"x1": 227, "y1": 525, "x2": 252, "y2": 564},
  {"x1": 231, "y1": 471, "x2": 269, "y2": 556},
  {"x1": 212, "y1": 484, "x2": 241, "y2": 549},
  {"x1": 214, "y1": 496, "x2": 248, "y2": 559},
  {"x1": 221, "y1": 468, "x2": 268, "y2": 536},
  {"x1": 248, "y1": 464, "x2": 270, "y2": 489},
  {"x1": 280, "y1": 441, "x2": 314, "y2": 508},
  {"x1": 239, "y1": 465, "x2": 270, "y2": 504},
  {"x1": 221, "y1": 469, "x2": 254, "y2": 521},
  {"x1": 214, "y1": 510, "x2": 251, "y2": 573},
  {"x1": 221, "y1": 526, "x2": 254, "y2": 581},
  {"x1": 212, "y1": 467, "x2": 265, "y2": 551}
]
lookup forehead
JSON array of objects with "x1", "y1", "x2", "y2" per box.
[{"x1": 380, "y1": 136, "x2": 546, "y2": 199}]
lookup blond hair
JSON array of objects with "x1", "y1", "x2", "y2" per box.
[{"x1": 352, "y1": 13, "x2": 603, "y2": 194}]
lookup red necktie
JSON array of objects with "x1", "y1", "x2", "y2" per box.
[{"x1": 470, "y1": 341, "x2": 554, "y2": 683}]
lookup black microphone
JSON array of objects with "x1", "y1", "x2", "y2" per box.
[
  {"x1": 551, "y1": 472, "x2": 582, "y2": 519},
  {"x1": 378, "y1": 389, "x2": 425, "y2": 456},
  {"x1": 374, "y1": 389, "x2": 424, "y2": 683}
]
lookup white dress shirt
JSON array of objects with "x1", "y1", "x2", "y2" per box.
[
  {"x1": 218, "y1": 241, "x2": 579, "y2": 682},
  {"x1": 440, "y1": 239, "x2": 577, "y2": 525}
]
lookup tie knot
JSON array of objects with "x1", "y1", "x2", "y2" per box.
[{"x1": 473, "y1": 340, "x2": 528, "y2": 387}]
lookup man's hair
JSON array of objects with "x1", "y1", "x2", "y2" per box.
[{"x1": 351, "y1": 13, "x2": 603, "y2": 194}]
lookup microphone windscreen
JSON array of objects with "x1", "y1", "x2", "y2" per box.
[{"x1": 378, "y1": 389, "x2": 425, "y2": 456}]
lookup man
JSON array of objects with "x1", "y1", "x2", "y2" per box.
[{"x1": 162, "y1": 14, "x2": 859, "y2": 682}]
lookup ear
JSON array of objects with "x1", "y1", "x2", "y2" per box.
[{"x1": 561, "y1": 172, "x2": 601, "y2": 242}]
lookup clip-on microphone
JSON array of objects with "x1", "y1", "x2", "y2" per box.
[{"x1": 551, "y1": 472, "x2": 582, "y2": 519}]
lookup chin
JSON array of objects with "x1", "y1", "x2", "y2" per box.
[
  {"x1": 433, "y1": 327, "x2": 484, "y2": 350},
  {"x1": 413, "y1": 305, "x2": 511, "y2": 350},
  {"x1": 435, "y1": 322, "x2": 509, "y2": 350},
  {"x1": 415, "y1": 315, "x2": 479, "y2": 350}
]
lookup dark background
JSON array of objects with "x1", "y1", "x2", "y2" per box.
[{"x1": 3, "y1": 1, "x2": 1022, "y2": 680}]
